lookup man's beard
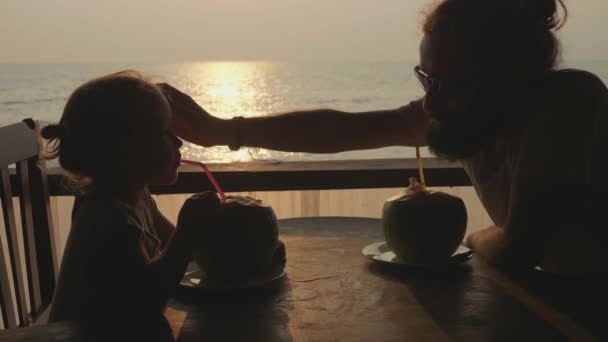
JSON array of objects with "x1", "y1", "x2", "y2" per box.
[{"x1": 426, "y1": 109, "x2": 507, "y2": 161}]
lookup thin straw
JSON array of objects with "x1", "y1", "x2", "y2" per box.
[
  {"x1": 180, "y1": 159, "x2": 227, "y2": 202},
  {"x1": 415, "y1": 146, "x2": 426, "y2": 188}
]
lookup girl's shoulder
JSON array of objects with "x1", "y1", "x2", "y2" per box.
[{"x1": 70, "y1": 193, "x2": 146, "y2": 240}]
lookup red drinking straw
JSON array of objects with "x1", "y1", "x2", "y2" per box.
[{"x1": 180, "y1": 159, "x2": 227, "y2": 202}]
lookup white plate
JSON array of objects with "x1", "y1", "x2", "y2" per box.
[
  {"x1": 179, "y1": 262, "x2": 286, "y2": 291},
  {"x1": 362, "y1": 241, "x2": 473, "y2": 268}
]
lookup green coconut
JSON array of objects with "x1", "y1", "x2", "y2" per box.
[
  {"x1": 382, "y1": 178, "x2": 468, "y2": 263},
  {"x1": 192, "y1": 194, "x2": 281, "y2": 281}
]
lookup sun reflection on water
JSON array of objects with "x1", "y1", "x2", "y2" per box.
[
  {"x1": 200, "y1": 62, "x2": 257, "y2": 118},
  {"x1": 177, "y1": 61, "x2": 281, "y2": 163}
]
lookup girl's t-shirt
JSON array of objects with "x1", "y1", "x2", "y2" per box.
[{"x1": 48, "y1": 189, "x2": 163, "y2": 322}]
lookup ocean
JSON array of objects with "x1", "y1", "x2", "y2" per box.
[{"x1": 1, "y1": 60, "x2": 606, "y2": 163}]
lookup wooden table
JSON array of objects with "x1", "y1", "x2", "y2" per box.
[{"x1": 1, "y1": 217, "x2": 606, "y2": 341}]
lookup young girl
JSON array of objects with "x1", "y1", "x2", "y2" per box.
[{"x1": 43, "y1": 71, "x2": 220, "y2": 322}]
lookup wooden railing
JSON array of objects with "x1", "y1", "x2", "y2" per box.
[{"x1": 6, "y1": 158, "x2": 471, "y2": 196}]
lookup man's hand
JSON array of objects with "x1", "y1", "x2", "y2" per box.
[
  {"x1": 177, "y1": 191, "x2": 223, "y2": 232},
  {"x1": 158, "y1": 83, "x2": 225, "y2": 146},
  {"x1": 466, "y1": 225, "x2": 510, "y2": 265},
  {"x1": 467, "y1": 225, "x2": 541, "y2": 270}
]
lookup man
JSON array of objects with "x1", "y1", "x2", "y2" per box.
[{"x1": 162, "y1": 0, "x2": 607, "y2": 276}]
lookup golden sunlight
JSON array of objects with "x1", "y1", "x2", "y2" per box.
[
  {"x1": 206, "y1": 63, "x2": 247, "y2": 100},
  {"x1": 176, "y1": 61, "x2": 281, "y2": 163},
  {"x1": 186, "y1": 61, "x2": 270, "y2": 119}
]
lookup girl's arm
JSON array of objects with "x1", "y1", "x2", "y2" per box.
[
  {"x1": 160, "y1": 83, "x2": 430, "y2": 153},
  {"x1": 153, "y1": 210, "x2": 176, "y2": 249},
  {"x1": 90, "y1": 193, "x2": 221, "y2": 318}
]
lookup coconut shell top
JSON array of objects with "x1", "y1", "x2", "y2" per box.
[{"x1": 382, "y1": 178, "x2": 467, "y2": 263}]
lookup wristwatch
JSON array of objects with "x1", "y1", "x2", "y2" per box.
[{"x1": 228, "y1": 116, "x2": 246, "y2": 151}]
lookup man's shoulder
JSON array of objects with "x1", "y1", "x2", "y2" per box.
[
  {"x1": 528, "y1": 69, "x2": 607, "y2": 129},
  {"x1": 551, "y1": 68, "x2": 605, "y2": 85},
  {"x1": 546, "y1": 69, "x2": 608, "y2": 102},
  {"x1": 508, "y1": 69, "x2": 606, "y2": 179}
]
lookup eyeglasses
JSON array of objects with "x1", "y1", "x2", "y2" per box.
[
  {"x1": 414, "y1": 65, "x2": 481, "y2": 94},
  {"x1": 414, "y1": 65, "x2": 435, "y2": 92}
]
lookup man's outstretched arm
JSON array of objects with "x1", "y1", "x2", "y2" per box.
[{"x1": 160, "y1": 83, "x2": 429, "y2": 153}]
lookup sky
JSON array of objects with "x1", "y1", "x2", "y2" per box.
[{"x1": 1, "y1": 0, "x2": 607, "y2": 63}]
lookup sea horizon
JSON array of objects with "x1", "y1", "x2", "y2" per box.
[{"x1": 2, "y1": 59, "x2": 607, "y2": 163}]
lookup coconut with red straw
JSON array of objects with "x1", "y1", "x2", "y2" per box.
[
  {"x1": 381, "y1": 147, "x2": 468, "y2": 263},
  {"x1": 181, "y1": 160, "x2": 285, "y2": 282}
]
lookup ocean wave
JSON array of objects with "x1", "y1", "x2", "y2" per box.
[
  {"x1": 1, "y1": 97, "x2": 66, "y2": 106},
  {"x1": 315, "y1": 99, "x2": 339, "y2": 105},
  {"x1": 351, "y1": 97, "x2": 379, "y2": 104}
]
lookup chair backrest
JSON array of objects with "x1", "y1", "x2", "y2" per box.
[{"x1": 0, "y1": 119, "x2": 57, "y2": 329}]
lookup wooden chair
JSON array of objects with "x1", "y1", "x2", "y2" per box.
[{"x1": 0, "y1": 119, "x2": 58, "y2": 328}]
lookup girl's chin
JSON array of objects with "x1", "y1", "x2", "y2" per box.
[
  {"x1": 166, "y1": 171, "x2": 180, "y2": 185},
  {"x1": 151, "y1": 170, "x2": 180, "y2": 186}
]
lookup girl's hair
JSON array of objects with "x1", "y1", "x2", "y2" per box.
[
  {"x1": 41, "y1": 70, "x2": 164, "y2": 190},
  {"x1": 423, "y1": 0, "x2": 567, "y2": 78}
]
